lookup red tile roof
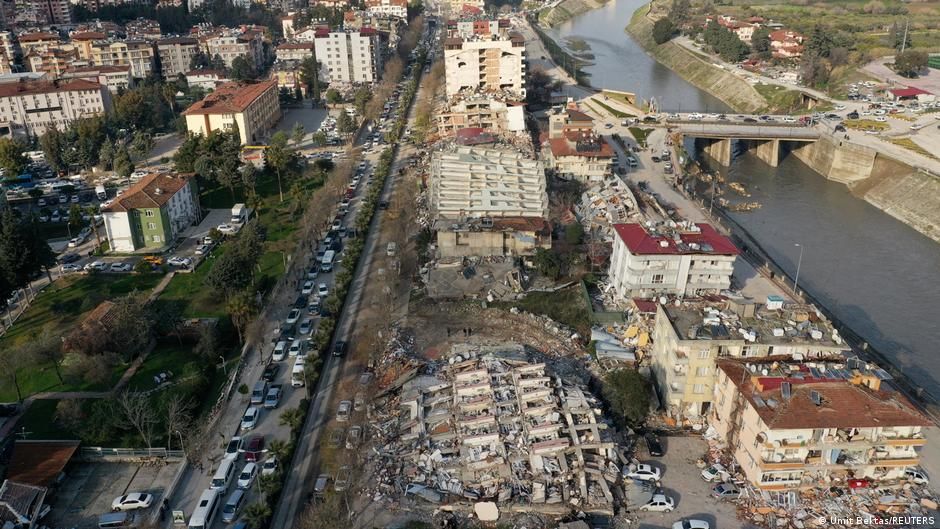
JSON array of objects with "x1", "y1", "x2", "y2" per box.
[
  {"x1": 612, "y1": 223, "x2": 739, "y2": 256},
  {"x1": 6, "y1": 441, "x2": 80, "y2": 487},
  {"x1": 182, "y1": 80, "x2": 277, "y2": 115},
  {"x1": 101, "y1": 173, "x2": 193, "y2": 213},
  {"x1": 277, "y1": 42, "x2": 315, "y2": 50},
  {"x1": 889, "y1": 87, "x2": 930, "y2": 98},
  {"x1": 70, "y1": 31, "x2": 106, "y2": 41},
  {"x1": 17, "y1": 32, "x2": 60, "y2": 43},
  {"x1": 0, "y1": 79, "x2": 103, "y2": 98},
  {"x1": 547, "y1": 133, "x2": 614, "y2": 159},
  {"x1": 718, "y1": 360, "x2": 932, "y2": 429}
]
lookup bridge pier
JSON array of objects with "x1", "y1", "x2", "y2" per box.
[
  {"x1": 700, "y1": 138, "x2": 733, "y2": 166},
  {"x1": 745, "y1": 139, "x2": 781, "y2": 167}
]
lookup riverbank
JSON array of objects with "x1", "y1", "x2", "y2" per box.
[
  {"x1": 539, "y1": 0, "x2": 610, "y2": 27},
  {"x1": 625, "y1": 4, "x2": 766, "y2": 113}
]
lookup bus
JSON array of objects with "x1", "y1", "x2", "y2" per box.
[{"x1": 188, "y1": 489, "x2": 220, "y2": 529}]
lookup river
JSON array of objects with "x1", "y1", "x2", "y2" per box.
[{"x1": 547, "y1": 0, "x2": 940, "y2": 399}]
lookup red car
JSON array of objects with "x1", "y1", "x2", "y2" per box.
[{"x1": 244, "y1": 435, "x2": 265, "y2": 462}]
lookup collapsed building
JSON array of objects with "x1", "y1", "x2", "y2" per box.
[{"x1": 373, "y1": 351, "x2": 619, "y2": 515}]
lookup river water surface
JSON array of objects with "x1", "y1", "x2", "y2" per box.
[{"x1": 548, "y1": 0, "x2": 940, "y2": 398}]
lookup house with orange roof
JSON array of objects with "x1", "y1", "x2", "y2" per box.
[
  {"x1": 182, "y1": 80, "x2": 281, "y2": 144},
  {"x1": 101, "y1": 172, "x2": 200, "y2": 252}
]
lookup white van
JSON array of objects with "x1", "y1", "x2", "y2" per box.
[
  {"x1": 288, "y1": 339, "x2": 303, "y2": 357},
  {"x1": 188, "y1": 489, "x2": 220, "y2": 529},
  {"x1": 210, "y1": 459, "x2": 236, "y2": 493},
  {"x1": 272, "y1": 341, "x2": 288, "y2": 361},
  {"x1": 291, "y1": 360, "x2": 305, "y2": 388}
]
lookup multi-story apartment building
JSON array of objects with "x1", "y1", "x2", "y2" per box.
[
  {"x1": 0, "y1": 78, "x2": 111, "y2": 137},
  {"x1": 365, "y1": 0, "x2": 407, "y2": 19},
  {"x1": 17, "y1": 32, "x2": 62, "y2": 57},
  {"x1": 543, "y1": 131, "x2": 614, "y2": 183},
  {"x1": 0, "y1": 32, "x2": 14, "y2": 76},
  {"x1": 650, "y1": 298, "x2": 851, "y2": 422},
  {"x1": 60, "y1": 65, "x2": 132, "y2": 93},
  {"x1": 445, "y1": 17, "x2": 509, "y2": 38},
  {"x1": 24, "y1": 48, "x2": 79, "y2": 77},
  {"x1": 437, "y1": 94, "x2": 525, "y2": 138},
  {"x1": 91, "y1": 40, "x2": 157, "y2": 79},
  {"x1": 608, "y1": 222, "x2": 738, "y2": 300},
  {"x1": 275, "y1": 42, "x2": 314, "y2": 62},
  {"x1": 204, "y1": 29, "x2": 265, "y2": 72},
  {"x1": 443, "y1": 31, "x2": 525, "y2": 97},
  {"x1": 183, "y1": 80, "x2": 281, "y2": 144},
  {"x1": 313, "y1": 28, "x2": 385, "y2": 85},
  {"x1": 125, "y1": 18, "x2": 162, "y2": 41},
  {"x1": 69, "y1": 31, "x2": 107, "y2": 61},
  {"x1": 157, "y1": 37, "x2": 200, "y2": 78},
  {"x1": 23, "y1": 0, "x2": 72, "y2": 25},
  {"x1": 711, "y1": 358, "x2": 930, "y2": 490},
  {"x1": 185, "y1": 69, "x2": 229, "y2": 90},
  {"x1": 447, "y1": 0, "x2": 485, "y2": 14},
  {"x1": 101, "y1": 172, "x2": 200, "y2": 252}
]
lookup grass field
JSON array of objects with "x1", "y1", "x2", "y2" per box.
[
  {"x1": 592, "y1": 99, "x2": 635, "y2": 119},
  {"x1": 510, "y1": 285, "x2": 592, "y2": 337},
  {"x1": 628, "y1": 127, "x2": 654, "y2": 147},
  {"x1": 888, "y1": 137, "x2": 938, "y2": 160},
  {"x1": 844, "y1": 118, "x2": 891, "y2": 131}
]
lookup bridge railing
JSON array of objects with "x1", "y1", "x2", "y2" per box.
[{"x1": 670, "y1": 122, "x2": 820, "y2": 138}]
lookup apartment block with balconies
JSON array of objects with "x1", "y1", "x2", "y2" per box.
[{"x1": 711, "y1": 358, "x2": 929, "y2": 491}]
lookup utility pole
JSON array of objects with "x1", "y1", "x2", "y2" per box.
[{"x1": 901, "y1": 19, "x2": 909, "y2": 54}]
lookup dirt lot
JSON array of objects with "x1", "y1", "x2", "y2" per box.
[{"x1": 48, "y1": 460, "x2": 181, "y2": 529}]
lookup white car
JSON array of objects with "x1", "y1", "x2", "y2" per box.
[
  {"x1": 640, "y1": 493, "x2": 675, "y2": 512},
  {"x1": 834, "y1": 104, "x2": 846, "y2": 110},
  {"x1": 623, "y1": 463, "x2": 661, "y2": 482},
  {"x1": 782, "y1": 116, "x2": 797, "y2": 123},
  {"x1": 874, "y1": 116, "x2": 887, "y2": 122},
  {"x1": 111, "y1": 492, "x2": 153, "y2": 512},
  {"x1": 261, "y1": 456, "x2": 278, "y2": 477},
  {"x1": 687, "y1": 112, "x2": 703, "y2": 120},
  {"x1": 317, "y1": 283, "x2": 329, "y2": 297},
  {"x1": 61, "y1": 263, "x2": 82, "y2": 273},
  {"x1": 336, "y1": 400, "x2": 352, "y2": 422},
  {"x1": 673, "y1": 521, "x2": 710, "y2": 529},
  {"x1": 224, "y1": 436, "x2": 243, "y2": 460},
  {"x1": 285, "y1": 308, "x2": 301, "y2": 325},
  {"x1": 168, "y1": 256, "x2": 192, "y2": 267},
  {"x1": 194, "y1": 244, "x2": 210, "y2": 255},
  {"x1": 701, "y1": 463, "x2": 728, "y2": 482},
  {"x1": 301, "y1": 281, "x2": 314, "y2": 295},
  {"x1": 84, "y1": 260, "x2": 107, "y2": 272},
  {"x1": 240, "y1": 407, "x2": 260, "y2": 430},
  {"x1": 298, "y1": 319, "x2": 313, "y2": 335},
  {"x1": 905, "y1": 468, "x2": 929, "y2": 485},
  {"x1": 68, "y1": 236, "x2": 84, "y2": 248},
  {"x1": 109, "y1": 262, "x2": 132, "y2": 272},
  {"x1": 217, "y1": 224, "x2": 237, "y2": 234},
  {"x1": 237, "y1": 462, "x2": 258, "y2": 489}
]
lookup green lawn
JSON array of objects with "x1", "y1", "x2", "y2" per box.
[
  {"x1": 592, "y1": 99, "x2": 634, "y2": 119},
  {"x1": 13, "y1": 399, "x2": 79, "y2": 441},
  {"x1": 601, "y1": 90, "x2": 637, "y2": 109},
  {"x1": 127, "y1": 343, "x2": 201, "y2": 391},
  {"x1": 628, "y1": 127, "x2": 654, "y2": 148},
  {"x1": 157, "y1": 248, "x2": 228, "y2": 318},
  {"x1": 508, "y1": 285, "x2": 592, "y2": 337}
]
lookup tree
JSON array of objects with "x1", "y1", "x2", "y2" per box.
[
  {"x1": 894, "y1": 50, "x2": 928, "y2": 78},
  {"x1": 98, "y1": 138, "x2": 116, "y2": 171},
  {"x1": 108, "y1": 293, "x2": 154, "y2": 360},
  {"x1": 601, "y1": 368, "x2": 651, "y2": 427},
  {"x1": 161, "y1": 393, "x2": 194, "y2": 450},
  {"x1": 0, "y1": 345, "x2": 32, "y2": 401},
  {"x1": 279, "y1": 406, "x2": 305, "y2": 432},
  {"x1": 299, "y1": 56, "x2": 321, "y2": 101},
  {"x1": 668, "y1": 0, "x2": 692, "y2": 26},
  {"x1": 153, "y1": 300, "x2": 185, "y2": 345},
  {"x1": 325, "y1": 88, "x2": 342, "y2": 105},
  {"x1": 54, "y1": 400, "x2": 86, "y2": 431},
  {"x1": 267, "y1": 438, "x2": 291, "y2": 462},
  {"x1": 116, "y1": 390, "x2": 158, "y2": 449},
  {"x1": 130, "y1": 130, "x2": 155, "y2": 160},
  {"x1": 652, "y1": 18, "x2": 676, "y2": 44},
  {"x1": 336, "y1": 111, "x2": 356, "y2": 135},
  {"x1": 266, "y1": 131, "x2": 299, "y2": 202},
  {"x1": 227, "y1": 289, "x2": 257, "y2": 344},
  {"x1": 242, "y1": 503, "x2": 271, "y2": 529},
  {"x1": 68, "y1": 204, "x2": 84, "y2": 230},
  {"x1": 193, "y1": 324, "x2": 221, "y2": 363},
  {"x1": 40, "y1": 125, "x2": 68, "y2": 174},
  {"x1": 751, "y1": 27, "x2": 771, "y2": 58},
  {"x1": 532, "y1": 248, "x2": 563, "y2": 280},
  {"x1": 565, "y1": 223, "x2": 584, "y2": 245},
  {"x1": 353, "y1": 86, "x2": 371, "y2": 114},
  {"x1": 291, "y1": 122, "x2": 305, "y2": 145},
  {"x1": 0, "y1": 138, "x2": 27, "y2": 176},
  {"x1": 0, "y1": 210, "x2": 56, "y2": 288},
  {"x1": 230, "y1": 55, "x2": 257, "y2": 81},
  {"x1": 113, "y1": 147, "x2": 134, "y2": 178},
  {"x1": 889, "y1": 21, "x2": 912, "y2": 52}
]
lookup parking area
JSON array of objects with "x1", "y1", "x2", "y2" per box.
[
  {"x1": 634, "y1": 435, "x2": 755, "y2": 529},
  {"x1": 274, "y1": 105, "x2": 329, "y2": 150},
  {"x1": 47, "y1": 460, "x2": 181, "y2": 529}
]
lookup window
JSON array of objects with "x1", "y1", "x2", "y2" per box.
[
  {"x1": 698, "y1": 349, "x2": 710, "y2": 359},
  {"x1": 696, "y1": 366, "x2": 710, "y2": 377},
  {"x1": 693, "y1": 384, "x2": 705, "y2": 394},
  {"x1": 152, "y1": 235, "x2": 161, "y2": 242},
  {"x1": 144, "y1": 210, "x2": 155, "y2": 217},
  {"x1": 147, "y1": 222, "x2": 156, "y2": 230},
  {"x1": 651, "y1": 274, "x2": 664, "y2": 284}
]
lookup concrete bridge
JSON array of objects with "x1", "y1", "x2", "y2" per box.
[{"x1": 671, "y1": 121, "x2": 821, "y2": 167}]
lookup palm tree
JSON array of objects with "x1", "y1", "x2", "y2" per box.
[
  {"x1": 242, "y1": 502, "x2": 271, "y2": 529},
  {"x1": 267, "y1": 438, "x2": 291, "y2": 462},
  {"x1": 279, "y1": 407, "x2": 305, "y2": 432},
  {"x1": 226, "y1": 290, "x2": 256, "y2": 344}
]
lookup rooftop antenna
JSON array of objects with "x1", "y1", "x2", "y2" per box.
[{"x1": 16, "y1": 426, "x2": 33, "y2": 440}]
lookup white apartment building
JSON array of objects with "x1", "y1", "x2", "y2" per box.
[
  {"x1": 204, "y1": 30, "x2": 265, "y2": 72},
  {"x1": 608, "y1": 222, "x2": 738, "y2": 300},
  {"x1": 437, "y1": 95, "x2": 526, "y2": 137},
  {"x1": 60, "y1": 65, "x2": 132, "y2": 93},
  {"x1": 443, "y1": 32, "x2": 526, "y2": 98},
  {"x1": 90, "y1": 40, "x2": 156, "y2": 78},
  {"x1": 712, "y1": 358, "x2": 930, "y2": 491},
  {"x1": 365, "y1": 0, "x2": 407, "y2": 19},
  {"x1": 313, "y1": 28, "x2": 385, "y2": 85},
  {"x1": 157, "y1": 37, "x2": 201, "y2": 78},
  {"x1": 275, "y1": 42, "x2": 315, "y2": 62},
  {"x1": 0, "y1": 78, "x2": 111, "y2": 138}
]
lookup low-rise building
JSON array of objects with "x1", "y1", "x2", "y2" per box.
[
  {"x1": 275, "y1": 42, "x2": 315, "y2": 62},
  {"x1": 711, "y1": 358, "x2": 930, "y2": 490},
  {"x1": 608, "y1": 222, "x2": 738, "y2": 300},
  {"x1": 0, "y1": 78, "x2": 111, "y2": 138},
  {"x1": 443, "y1": 30, "x2": 526, "y2": 98},
  {"x1": 543, "y1": 130, "x2": 614, "y2": 183},
  {"x1": 430, "y1": 146, "x2": 550, "y2": 257},
  {"x1": 69, "y1": 31, "x2": 106, "y2": 61},
  {"x1": 125, "y1": 18, "x2": 162, "y2": 41},
  {"x1": 17, "y1": 32, "x2": 62, "y2": 57},
  {"x1": 60, "y1": 64, "x2": 133, "y2": 93},
  {"x1": 314, "y1": 28, "x2": 386, "y2": 85},
  {"x1": 24, "y1": 48, "x2": 79, "y2": 77},
  {"x1": 101, "y1": 172, "x2": 200, "y2": 252},
  {"x1": 437, "y1": 94, "x2": 526, "y2": 138},
  {"x1": 185, "y1": 69, "x2": 230, "y2": 90},
  {"x1": 770, "y1": 30, "x2": 804, "y2": 59},
  {"x1": 182, "y1": 79, "x2": 281, "y2": 144},
  {"x1": 651, "y1": 297, "x2": 850, "y2": 422},
  {"x1": 365, "y1": 0, "x2": 407, "y2": 19},
  {"x1": 157, "y1": 36, "x2": 201, "y2": 78}
]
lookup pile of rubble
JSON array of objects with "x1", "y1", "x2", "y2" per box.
[
  {"x1": 576, "y1": 178, "x2": 640, "y2": 241},
  {"x1": 366, "y1": 347, "x2": 622, "y2": 518}
]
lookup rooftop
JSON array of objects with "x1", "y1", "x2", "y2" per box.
[
  {"x1": 6, "y1": 440, "x2": 80, "y2": 487},
  {"x1": 182, "y1": 80, "x2": 277, "y2": 115},
  {"x1": 613, "y1": 222, "x2": 739, "y2": 256},
  {"x1": 547, "y1": 132, "x2": 614, "y2": 159},
  {"x1": 101, "y1": 173, "x2": 193, "y2": 213},
  {"x1": 0, "y1": 480, "x2": 46, "y2": 525},
  {"x1": 718, "y1": 358, "x2": 932, "y2": 429},
  {"x1": 0, "y1": 78, "x2": 103, "y2": 98},
  {"x1": 889, "y1": 86, "x2": 931, "y2": 97}
]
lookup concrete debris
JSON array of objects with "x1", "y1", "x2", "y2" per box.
[
  {"x1": 474, "y1": 501, "x2": 500, "y2": 521},
  {"x1": 576, "y1": 177, "x2": 640, "y2": 242}
]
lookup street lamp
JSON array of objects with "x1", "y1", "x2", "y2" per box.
[
  {"x1": 218, "y1": 355, "x2": 227, "y2": 376},
  {"x1": 793, "y1": 243, "x2": 804, "y2": 296},
  {"x1": 174, "y1": 430, "x2": 185, "y2": 455}
]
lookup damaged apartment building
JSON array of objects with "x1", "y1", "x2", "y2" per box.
[
  {"x1": 650, "y1": 296, "x2": 852, "y2": 423},
  {"x1": 387, "y1": 354, "x2": 619, "y2": 514},
  {"x1": 429, "y1": 145, "x2": 550, "y2": 258},
  {"x1": 711, "y1": 357, "x2": 930, "y2": 490},
  {"x1": 542, "y1": 101, "x2": 615, "y2": 183}
]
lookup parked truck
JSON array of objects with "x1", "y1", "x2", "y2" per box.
[
  {"x1": 231, "y1": 203, "x2": 250, "y2": 224},
  {"x1": 320, "y1": 250, "x2": 336, "y2": 273},
  {"x1": 95, "y1": 184, "x2": 107, "y2": 200}
]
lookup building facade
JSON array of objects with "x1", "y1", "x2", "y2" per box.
[
  {"x1": 60, "y1": 65, "x2": 132, "y2": 93},
  {"x1": 437, "y1": 95, "x2": 525, "y2": 137},
  {"x1": 314, "y1": 28, "x2": 385, "y2": 84},
  {"x1": 608, "y1": 223, "x2": 738, "y2": 300},
  {"x1": 711, "y1": 358, "x2": 930, "y2": 490},
  {"x1": 0, "y1": 78, "x2": 111, "y2": 137},
  {"x1": 157, "y1": 37, "x2": 200, "y2": 78},
  {"x1": 182, "y1": 80, "x2": 281, "y2": 144},
  {"x1": 101, "y1": 173, "x2": 200, "y2": 252},
  {"x1": 443, "y1": 32, "x2": 525, "y2": 97},
  {"x1": 204, "y1": 30, "x2": 265, "y2": 72},
  {"x1": 90, "y1": 40, "x2": 157, "y2": 78},
  {"x1": 275, "y1": 42, "x2": 315, "y2": 62},
  {"x1": 365, "y1": 0, "x2": 407, "y2": 19}
]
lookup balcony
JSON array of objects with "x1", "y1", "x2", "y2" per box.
[{"x1": 759, "y1": 455, "x2": 805, "y2": 470}]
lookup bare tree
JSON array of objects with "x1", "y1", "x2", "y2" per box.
[
  {"x1": 27, "y1": 325, "x2": 65, "y2": 383},
  {"x1": 0, "y1": 345, "x2": 33, "y2": 401},
  {"x1": 116, "y1": 390, "x2": 158, "y2": 449},
  {"x1": 162, "y1": 393, "x2": 194, "y2": 450},
  {"x1": 54, "y1": 399, "x2": 85, "y2": 431}
]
